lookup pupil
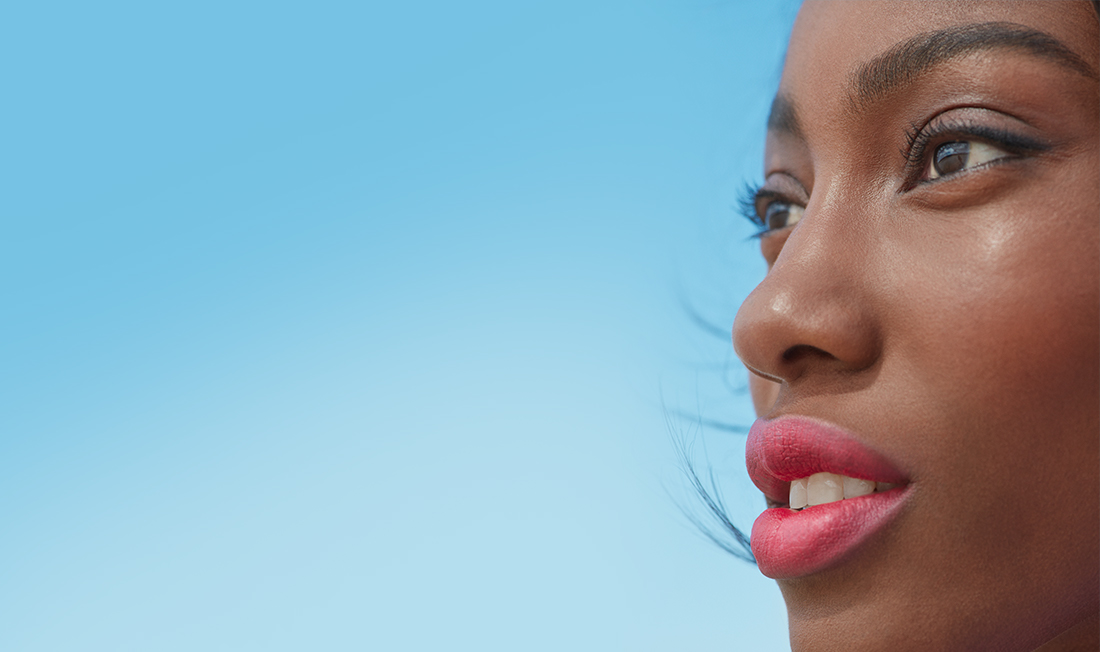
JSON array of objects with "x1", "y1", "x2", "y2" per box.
[{"x1": 934, "y1": 141, "x2": 970, "y2": 176}]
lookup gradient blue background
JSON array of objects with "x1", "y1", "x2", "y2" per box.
[{"x1": 2, "y1": 1, "x2": 798, "y2": 649}]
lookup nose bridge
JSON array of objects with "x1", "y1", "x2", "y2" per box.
[{"x1": 733, "y1": 185, "x2": 882, "y2": 384}]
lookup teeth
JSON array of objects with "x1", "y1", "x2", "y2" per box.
[
  {"x1": 843, "y1": 476, "x2": 875, "y2": 498},
  {"x1": 807, "y1": 472, "x2": 843, "y2": 506},
  {"x1": 790, "y1": 478, "x2": 808, "y2": 510},
  {"x1": 788, "y1": 473, "x2": 898, "y2": 510}
]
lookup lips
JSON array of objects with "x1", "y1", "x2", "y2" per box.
[{"x1": 746, "y1": 415, "x2": 912, "y2": 579}]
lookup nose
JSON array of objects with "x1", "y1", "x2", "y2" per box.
[{"x1": 733, "y1": 203, "x2": 882, "y2": 392}]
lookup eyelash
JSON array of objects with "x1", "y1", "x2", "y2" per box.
[
  {"x1": 737, "y1": 183, "x2": 791, "y2": 239},
  {"x1": 740, "y1": 118, "x2": 1051, "y2": 236},
  {"x1": 901, "y1": 118, "x2": 1049, "y2": 187}
]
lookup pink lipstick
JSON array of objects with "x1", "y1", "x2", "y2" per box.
[{"x1": 746, "y1": 415, "x2": 912, "y2": 579}]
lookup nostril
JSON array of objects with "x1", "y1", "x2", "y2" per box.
[{"x1": 781, "y1": 344, "x2": 835, "y2": 365}]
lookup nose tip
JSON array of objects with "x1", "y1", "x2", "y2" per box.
[{"x1": 733, "y1": 262, "x2": 881, "y2": 387}]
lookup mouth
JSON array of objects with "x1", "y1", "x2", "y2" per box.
[{"x1": 746, "y1": 416, "x2": 912, "y2": 579}]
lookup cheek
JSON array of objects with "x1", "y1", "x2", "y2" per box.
[
  {"x1": 881, "y1": 181, "x2": 1099, "y2": 414},
  {"x1": 896, "y1": 272, "x2": 1099, "y2": 475},
  {"x1": 881, "y1": 193, "x2": 1100, "y2": 519},
  {"x1": 838, "y1": 195, "x2": 1100, "y2": 632}
]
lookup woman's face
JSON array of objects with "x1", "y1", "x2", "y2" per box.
[{"x1": 734, "y1": 1, "x2": 1099, "y2": 649}]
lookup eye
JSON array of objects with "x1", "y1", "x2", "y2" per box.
[
  {"x1": 927, "y1": 140, "x2": 1011, "y2": 180},
  {"x1": 763, "y1": 202, "x2": 804, "y2": 231}
]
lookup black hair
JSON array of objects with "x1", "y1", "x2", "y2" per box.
[
  {"x1": 675, "y1": 429, "x2": 755, "y2": 563},
  {"x1": 672, "y1": 302, "x2": 756, "y2": 563}
]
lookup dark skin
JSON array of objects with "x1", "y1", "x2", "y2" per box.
[{"x1": 733, "y1": 2, "x2": 1099, "y2": 650}]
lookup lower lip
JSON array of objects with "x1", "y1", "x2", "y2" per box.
[{"x1": 751, "y1": 488, "x2": 910, "y2": 579}]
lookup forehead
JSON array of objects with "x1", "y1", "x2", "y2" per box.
[{"x1": 778, "y1": 0, "x2": 1098, "y2": 127}]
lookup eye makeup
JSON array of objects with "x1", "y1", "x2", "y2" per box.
[
  {"x1": 738, "y1": 175, "x2": 810, "y2": 238},
  {"x1": 900, "y1": 112, "x2": 1052, "y2": 189},
  {"x1": 745, "y1": 108, "x2": 1056, "y2": 239}
]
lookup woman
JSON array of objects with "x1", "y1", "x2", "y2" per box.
[{"x1": 731, "y1": 1, "x2": 1099, "y2": 649}]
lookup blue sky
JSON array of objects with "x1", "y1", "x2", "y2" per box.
[{"x1": 1, "y1": 1, "x2": 799, "y2": 649}]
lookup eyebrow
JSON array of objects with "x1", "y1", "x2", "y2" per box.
[
  {"x1": 851, "y1": 21, "x2": 1098, "y2": 108},
  {"x1": 767, "y1": 21, "x2": 1098, "y2": 137}
]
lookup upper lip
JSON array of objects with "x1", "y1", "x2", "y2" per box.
[{"x1": 746, "y1": 415, "x2": 910, "y2": 505}]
